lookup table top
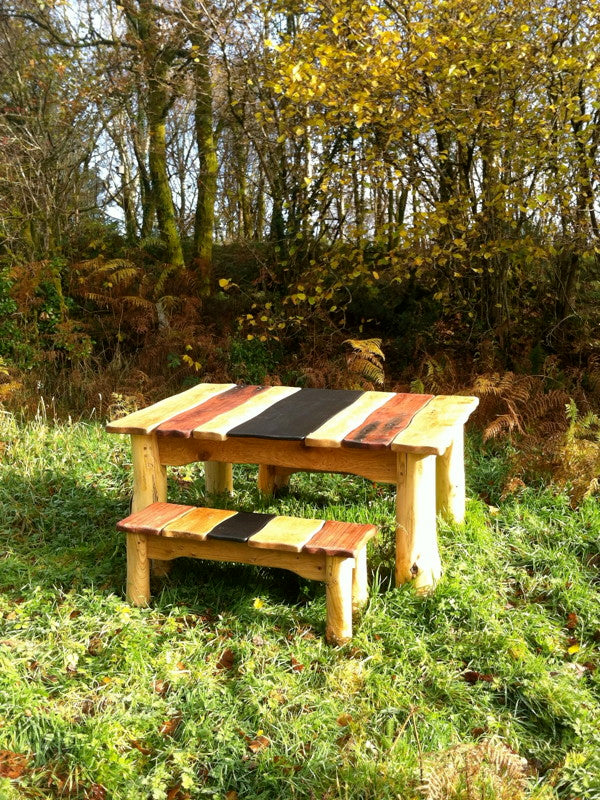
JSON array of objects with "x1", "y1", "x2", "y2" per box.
[{"x1": 107, "y1": 384, "x2": 478, "y2": 455}]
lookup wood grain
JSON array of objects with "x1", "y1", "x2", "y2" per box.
[
  {"x1": 391, "y1": 395, "x2": 479, "y2": 455},
  {"x1": 157, "y1": 436, "x2": 398, "y2": 484},
  {"x1": 155, "y1": 384, "x2": 268, "y2": 438},
  {"x1": 106, "y1": 383, "x2": 234, "y2": 435},
  {"x1": 147, "y1": 535, "x2": 328, "y2": 582},
  {"x1": 117, "y1": 501, "x2": 195, "y2": 535},
  {"x1": 303, "y1": 520, "x2": 378, "y2": 557},
  {"x1": 304, "y1": 391, "x2": 395, "y2": 448},
  {"x1": 206, "y1": 510, "x2": 277, "y2": 542},
  {"x1": 192, "y1": 385, "x2": 301, "y2": 440},
  {"x1": 247, "y1": 516, "x2": 325, "y2": 552},
  {"x1": 227, "y1": 388, "x2": 363, "y2": 441},
  {"x1": 342, "y1": 393, "x2": 433, "y2": 449},
  {"x1": 162, "y1": 507, "x2": 237, "y2": 540}
]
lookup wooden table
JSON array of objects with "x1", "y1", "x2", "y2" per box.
[{"x1": 107, "y1": 384, "x2": 478, "y2": 590}]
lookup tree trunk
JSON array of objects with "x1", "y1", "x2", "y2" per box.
[{"x1": 191, "y1": 30, "x2": 217, "y2": 296}]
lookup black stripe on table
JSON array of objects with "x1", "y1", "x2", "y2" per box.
[
  {"x1": 226, "y1": 388, "x2": 364, "y2": 441},
  {"x1": 206, "y1": 511, "x2": 277, "y2": 542}
]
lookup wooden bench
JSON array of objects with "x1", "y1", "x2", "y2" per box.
[{"x1": 117, "y1": 502, "x2": 378, "y2": 644}]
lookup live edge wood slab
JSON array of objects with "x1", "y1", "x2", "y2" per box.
[
  {"x1": 107, "y1": 384, "x2": 479, "y2": 591},
  {"x1": 118, "y1": 502, "x2": 378, "y2": 644}
]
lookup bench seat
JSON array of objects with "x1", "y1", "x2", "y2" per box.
[{"x1": 118, "y1": 502, "x2": 378, "y2": 644}]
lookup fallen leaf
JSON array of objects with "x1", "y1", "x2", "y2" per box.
[
  {"x1": 225, "y1": 792, "x2": 239, "y2": 800},
  {"x1": 566, "y1": 613, "x2": 578, "y2": 630},
  {"x1": 291, "y1": 657, "x2": 304, "y2": 672},
  {"x1": 217, "y1": 648, "x2": 235, "y2": 671},
  {"x1": 159, "y1": 716, "x2": 182, "y2": 736},
  {"x1": 85, "y1": 784, "x2": 107, "y2": 800},
  {"x1": 0, "y1": 750, "x2": 29, "y2": 779},
  {"x1": 336, "y1": 713, "x2": 353, "y2": 726},
  {"x1": 87, "y1": 636, "x2": 103, "y2": 656},
  {"x1": 462, "y1": 670, "x2": 494, "y2": 684},
  {"x1": 69, "y1": 609, "x2": 82, "y2": 619},
  {"x1": 153, "y1": 679, "x2": 171, "y2": 696},
  {"x1": 248, "y1": 735, "x2": 270, "y2": 753},
  {"x1": 129, "y1": 739, "x2": 153, "y2": 755}
]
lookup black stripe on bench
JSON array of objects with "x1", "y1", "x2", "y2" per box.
[
  {"x1": 206, "y1": 511, "x2": 277, "y2": 542},
  {"x1": 226, "y1": 388, "x2": 363, "y2": 441}
]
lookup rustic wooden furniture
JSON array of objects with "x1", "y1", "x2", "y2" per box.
[
  {"x1": 118, "y1": 502, "x2": 378, "y2": 644},
  {"x1": 107, "y1": 383, "x2": 478, "y2": 591}
]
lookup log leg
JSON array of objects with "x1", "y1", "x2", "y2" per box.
[
  {"x1": 436, "y1": 426, "x2": 466, "y2": 523},
  {"x1": 325, "y1": 556, "x2": 354, "y2": 644},
  {"x1": 126, "y1": 532, "x2": 150, "y2": 606},
  {"x1": 352, "y1": 547, "x2": 369, "y2": 613},
  {"x1": 204, "y1": 461, "x2": 233, "y2": 496},
  {"x1": 131, "y1": 434, "x2": 170, "y2": 577},
  {"x1": 257, "y1": 464, "x2": 293, "y2": 497},
  {"x1": 395, "y1": 452, "x2": 441, "y2": 592}
]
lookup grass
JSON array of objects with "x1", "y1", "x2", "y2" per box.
[{"x1": 0, "y1": 410, "x2": 599, "y2": 799}]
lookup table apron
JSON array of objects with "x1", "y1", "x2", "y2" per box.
[{"x1": 156, "y1": 435, "x2": 398, "y2": 484}]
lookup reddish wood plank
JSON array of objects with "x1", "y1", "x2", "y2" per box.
[
  {"x1": 155, "y1": 385, "x2": 269, "y2": 438},
  {"x1": 342, "y1": 393, "x2": 433, "y2": 449},
  {"x1": 302, "y1": 520, "x2": 378, "y2": 557},
  {"x1": 117, "y1": 502, "x2": 195, "y2": 535}
]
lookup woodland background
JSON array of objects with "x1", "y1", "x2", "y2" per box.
[{"x1": 1, "y1": 0, "x2": 600, "y2": 496}]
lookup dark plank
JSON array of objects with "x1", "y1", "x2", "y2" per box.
[
  {"x1": 117, "y1": 502, "x2": 195, "y2": 535},
  {"x1": 302, "y1": 520, "x2": 378, "y2": 557},
  {"x1": 156, "y1": 384, "x2": 268, "y2": 438},
  {"x1": 343, "y1": 393, "x2": 433, "y2": 449},
  {"x1": 207, "y1": 510, "x2": 277, "y2": 542},
  {"x1": 227, "y1": 388, "x2": 363, "y2": 441}
]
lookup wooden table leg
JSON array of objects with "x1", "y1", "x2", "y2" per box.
[
  {"x1": 395, "y1": 452, "x2": 441, "y2": 592},
  {"x1": 131, "y1": 434, "x2": 170, "y2": 576},
  {"x1": 352, "y1": 548, "x2": 369, "y2": 613},
  {"x1": 204, "y1": 461, "x2": 233, "y2": 496},
  {"x1": 257, "y1": 464, "x2": 293, "y2": 497},
  {"x1": 127, "y1": 532, "x2": 150, "y2": 605},
  {"x1": 436, "y1": 426, "x2": 466, "y2": 523},
  {"x1": 325, "y1": 556, "x2": 354, "y2": 644}
]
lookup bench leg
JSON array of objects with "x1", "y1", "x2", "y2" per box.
[
  {"x1": 257, "y1": 464, "x2": 293, "y2": 497},
  {"x1": 352, "y1": 548, "x2": 368, "y2": 612},
  {"x1": 395, "y1": 452, "x2": 441, "y2": 592},
  {"x1": 436, "y1": 426, "x2": 466, "y2": 523},
  {"x1": 325, "y1": 556, "x2": 354, "y2": 644},
  {"x1": 127, "y1": 532, "x2": 150, "y2": 606},
  {"x1": 204, "y1": 461, "x2": 233, "y2": 496},
  {"x1": 131, "y1": 434, "x2": 171, "y2": 577}
]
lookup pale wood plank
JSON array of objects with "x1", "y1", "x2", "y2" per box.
[
  {"x1": 106, "y1": 383, "x2": 235, "y2": 435},
  {"x1": 162, "y1": 507, "x2": 237, "y2": 540},
  {"x1": 191, "y1": 385, "x2": 301, "y2": 440},
  {"x1": 247, "y1": 516, "x2": 325, "y2": 552},
  {"x1": 157, "y1": 436, "x2": 398, "y2": 484},
  {"x1": 146, "y1": 536, "x2": 328, "y2": 582},
  {"x1": 391, "y1": 395, "x2": 479, "y2": 455},
  {"x1": 305, "y1": 391, "x2": 395, "y2": 448}
]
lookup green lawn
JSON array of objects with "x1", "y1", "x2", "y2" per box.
[{"x1": 0, "y1": 411, "x2": 599, "y2": 799}]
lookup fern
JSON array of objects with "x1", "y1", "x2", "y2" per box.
[{"x1": 344, "y1": 338, "x2": 385, "y2": 386}]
